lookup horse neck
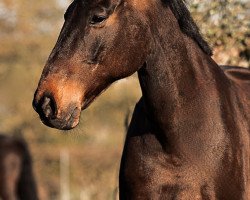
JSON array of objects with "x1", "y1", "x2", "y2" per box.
[{"x1": 137, "y1": 6, "x2": 231, "y2": 154}]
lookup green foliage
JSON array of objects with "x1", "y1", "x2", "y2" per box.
[{"x1": 190, "y1": 0, "x2": 250, "y2": 67}]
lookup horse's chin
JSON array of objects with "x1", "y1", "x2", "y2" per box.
[
  {"x1": 81, "y1": 83, "x2": 113, "y2": 110},
  {"x1": 82, "y1": 99, "x2": 93, "y2": 110},
  {"x1": 81, "y1": 94, "x2": 101, "y2": 110}
]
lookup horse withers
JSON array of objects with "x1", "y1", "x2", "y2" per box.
[{"x1": 33, "y1": 0, "x2": 250, "y2": 199}]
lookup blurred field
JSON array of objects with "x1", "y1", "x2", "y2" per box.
[{"x1": 0, "y1": 0, "x2": 249, "y2": 199}]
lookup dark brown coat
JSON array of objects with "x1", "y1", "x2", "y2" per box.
[{"x1": 33, "y1": 0, "x2": 250, "y2": 199}]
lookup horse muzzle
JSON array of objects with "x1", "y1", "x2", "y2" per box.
[{"x1": 33, "y1": 91, "x2": 82, "y2": 130}]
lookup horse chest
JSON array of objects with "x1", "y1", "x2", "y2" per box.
[
  {"x1": 120, "y1": 133, "x2": 220, "y2": 200},
  {"x1": 120, "y1": 120, "x2": 246, "y2": 200}
]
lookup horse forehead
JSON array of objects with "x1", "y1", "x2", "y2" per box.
[
  {"x1": 84, "y1": 0, "x2": 118, "y2": 6},
  {"x1": 128, "y1": 0, "x2": 151, "y2": 11},
  {"x1": 79, "y1": 0, "x2": 150, "y2": 11}
]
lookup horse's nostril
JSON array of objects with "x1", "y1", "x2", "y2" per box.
[{"x1": 41, "y1": 96, "x2": 57, "y2": 119}]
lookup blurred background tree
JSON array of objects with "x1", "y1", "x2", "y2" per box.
[
  {"x1": 0, "y1": 0, "x2": 249, "y2": 199},
  {"x1": 190, "y1": 0, "x2": 250, "y2": 67}
]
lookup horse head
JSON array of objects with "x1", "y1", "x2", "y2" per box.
[{"x1": 33, "y1": 0, "x2": 152, "y2": 130}]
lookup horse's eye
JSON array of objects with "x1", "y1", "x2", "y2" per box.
[{"x1": 90, "y1": 15, "x2": 107, "y2": 25}]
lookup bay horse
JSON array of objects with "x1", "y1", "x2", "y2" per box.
[
  {"x1": 0, "y1": 135, "x2": 38, "y2": 200},
  {"x1": 33, "y1": 0, "x2": 250, "y2": 199}
]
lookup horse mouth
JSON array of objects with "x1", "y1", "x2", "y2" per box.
[
  {"x1": 39, "y1": 107, "x2": 81, "y2": 130},
  {"x1": 40, "y1": 97, "x2": 94, "y2": 130},
  {"x1": 33, "y1": 85, "x2": 107, "y2": 130}
]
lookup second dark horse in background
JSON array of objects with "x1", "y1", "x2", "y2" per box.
[
  {"x1": 33, "y1": 0, "x2": 250, "y2": 199},
  {"x1": 0, "y1": 135, "x2": 38, "y2": 200}
]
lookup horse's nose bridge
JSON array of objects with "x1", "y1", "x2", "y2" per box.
[
  {"x1": 49, "y1": 22, "x2": 84, "y2": 62},
  {"x1": 35, "y1": 75, "x2": 84, "y2": 111},
  {"x1": 33, "y1": 75, "x2": 60, "y2": 105}
]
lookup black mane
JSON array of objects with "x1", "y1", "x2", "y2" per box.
[{"x1": 164, "y1": 0, "x2": 213, "y2": 56}]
